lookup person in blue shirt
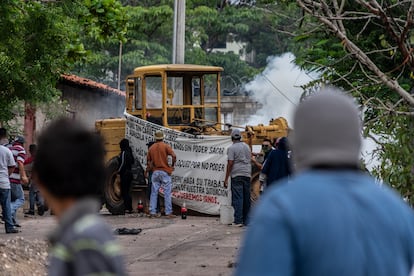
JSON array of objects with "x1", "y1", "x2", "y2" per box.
[{"x1": 236, "y1": 88, "x2": 414, "y2": 276}]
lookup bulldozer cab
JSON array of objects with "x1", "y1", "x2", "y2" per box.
[{"x1": 125, "y1": 64, "x2": 224, "y2": 134}]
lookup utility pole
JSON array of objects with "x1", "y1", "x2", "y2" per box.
[
  {"x1": 172, "y1": 0, "x2": 185, "y2": 64},
  {"x1": 117, "y1": 41, "x2": 122, "y2": 90}
]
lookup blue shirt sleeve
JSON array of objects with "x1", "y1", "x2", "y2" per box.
[{"x1": 235, "y1": 195, "x2": 294, "y2": 276}]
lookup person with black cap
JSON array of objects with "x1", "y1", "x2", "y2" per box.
[
  {"x1": 236, "y1": 88, "x2": 414, "y2": 275},
  {"x1": 224, "y1": 128, "x2": 251, "y2": 227}
]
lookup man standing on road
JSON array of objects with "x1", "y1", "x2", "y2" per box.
[
  {"x1": 224, "y1": 129, "x2": 251, "y2": 227},
  {"x1": 0, "y1": 128, "x2": 18, "y2": 234},
  {"x1": 236, "y1": 89, "x2": 414, "y2": 276},
  {"x1": 147, "y1": 130, "x2": 176, "y2": 218},
  {"x1": 9, "y1": 136, "x2": 28, "y2": 227},
  {"x1": 33, "y1": 118, "x2": 126, "y2": 276}
]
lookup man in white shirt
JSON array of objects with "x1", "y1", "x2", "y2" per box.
[{"x1": 0, "y1": 128, "x2": 18, "y2": 233}]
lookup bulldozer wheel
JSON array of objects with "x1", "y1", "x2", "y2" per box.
[
  {"x1": 250, "y1": 171, "x2": 261, "y2": 204},
  {"x1": 104, "y1": 157, "x2": 125, "y2": 215}
]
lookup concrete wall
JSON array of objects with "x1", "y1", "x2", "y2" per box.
[
  {"x1": 221, "y1": 96, "x2": 262, "y2": 127},
  {"x1": 57, "y1": 83, "x2": 125, "y2": 128}
]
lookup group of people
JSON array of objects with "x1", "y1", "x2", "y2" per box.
[
  {"x1": 0, "y1": 87, "x2": 412, "y2": 275},
  {"x1": 0, "y1": 128, "x2": 45, "y2": 234}
]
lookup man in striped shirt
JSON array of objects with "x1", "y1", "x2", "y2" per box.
[{"x1": 8, "y1": 136, "x2": 28, "y2": 227}]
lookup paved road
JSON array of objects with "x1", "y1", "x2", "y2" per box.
[{"x1": 2, "y1": 209, "x2": 244, "y2": 276}]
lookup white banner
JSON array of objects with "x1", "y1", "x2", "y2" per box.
[{"x1": 125, "y1": 113, "x2": 232, "y2": 215}]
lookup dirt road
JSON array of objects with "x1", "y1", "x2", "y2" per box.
[{"x1": 0, "y1": 209, "x2": 244, "y2": 276}]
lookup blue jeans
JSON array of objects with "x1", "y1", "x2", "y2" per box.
[
  {"x1": 150, "y1": 170, "x2": 172, "y2": 215},
  {"x1": 0, "y1": 188, "x2": 14, "y2": 231},
  {"x1": 10, "y1": 183, "x2": 24, "y2": 221},
  {"x1": 231, "y1": 176, "x2": 251, "y2": 225},
  {"x1": 147, "y1": 171, "x2": 160, "y2": 212}
]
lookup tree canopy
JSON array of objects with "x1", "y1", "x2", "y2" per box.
[
  {"x1": 0, "y1": 0, "x2": 127, "y2": 121},
  {"x1": 71, "y1": 0, "x2": 296, "y2": 89},
  {"x1": 288, "y1": 0, "x2": 414, "y2": 203}
]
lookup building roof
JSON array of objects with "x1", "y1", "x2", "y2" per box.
[{"x1": 60, "y1": 74, "x2": 126, "y2": 97}]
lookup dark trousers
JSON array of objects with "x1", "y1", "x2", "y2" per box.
[
  {"x1": 231, "y1": 176, "x2": 251, "y2": 225},
  {"x1": 120, "y1": 171, "x2": 133, "y2": 212},
  {"x1": 29, "y1": 182, "x2": 44, "y2": 211}
]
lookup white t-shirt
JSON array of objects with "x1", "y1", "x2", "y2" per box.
[{"x1": 0, "y1": 145, "x2": 15, "y2": 189}]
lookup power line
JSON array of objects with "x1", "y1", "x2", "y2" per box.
[{"x1": 262, "y1": 74, "x2": 297, "y2": 106}]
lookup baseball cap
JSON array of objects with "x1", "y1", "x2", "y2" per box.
[
  {"x1": 14, "y1": 136, "x2": 25, "y2": 144},
  {"x1": 231, "y1": 129, "x2": 241, "y2": 139}
]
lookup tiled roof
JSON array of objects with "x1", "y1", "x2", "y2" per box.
[{"x1": 60, "y1": 74, "x2": 125, "y2": 97}]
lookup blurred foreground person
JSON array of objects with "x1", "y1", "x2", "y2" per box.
[
  {"x1": 33, "y1": 118, "x2": 126, "y2": 276},
  {"x1": 236, "y1": 89, "x2": 414, "y2": 276}
]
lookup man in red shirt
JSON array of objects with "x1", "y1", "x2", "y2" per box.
[{"x1": 146, "y1": 131, "x2": 176, "y2": 218}]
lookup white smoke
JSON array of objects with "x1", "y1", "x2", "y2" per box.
[
  {"x1": 244, "y1": 53, "x2": 380, "y2": 170},
  {"x1": 245, "y1": 53, "x2": 314, "y2": 126}
]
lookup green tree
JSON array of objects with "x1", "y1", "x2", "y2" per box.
[
  {"x1": 72, "y1": 0, "x2": 301, "y2": 89},
  {"x1": 290, "y1": 0, "x2": 414, "y2": 203},
  {"x1": 0, "y1": 0, "x2": 127, "y2": 122}
]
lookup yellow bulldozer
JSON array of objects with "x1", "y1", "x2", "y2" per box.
[{"x1": 96, "y1": 64, "x2": 289, "y2": 215}]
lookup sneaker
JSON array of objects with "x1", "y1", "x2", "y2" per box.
[
  {"x1": 6, "y1": 228, "x2": 19, "y2": 234},
  {"x1": 166, "y1": 214, "x2": 176, "y2": 219},
  {"x1": 12, "y1": 218, "x2": 21, "y2": 228},
  {"x1": 229, "y1": 223, "x2": 243, "y2": 227}
]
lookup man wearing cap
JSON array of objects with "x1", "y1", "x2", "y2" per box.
[
  {"x1": 236, "y1": 89, "x2": 414, "y2": 275},
  {"x1": 146, "y1": 130, "x2": 176, "y2": 218},
  {"x1": 224, "y1": 128, "x2": 251, "y2": 227},
  {"x1": 9, "y1": 136, "x2": 29, "y2": 227}
]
